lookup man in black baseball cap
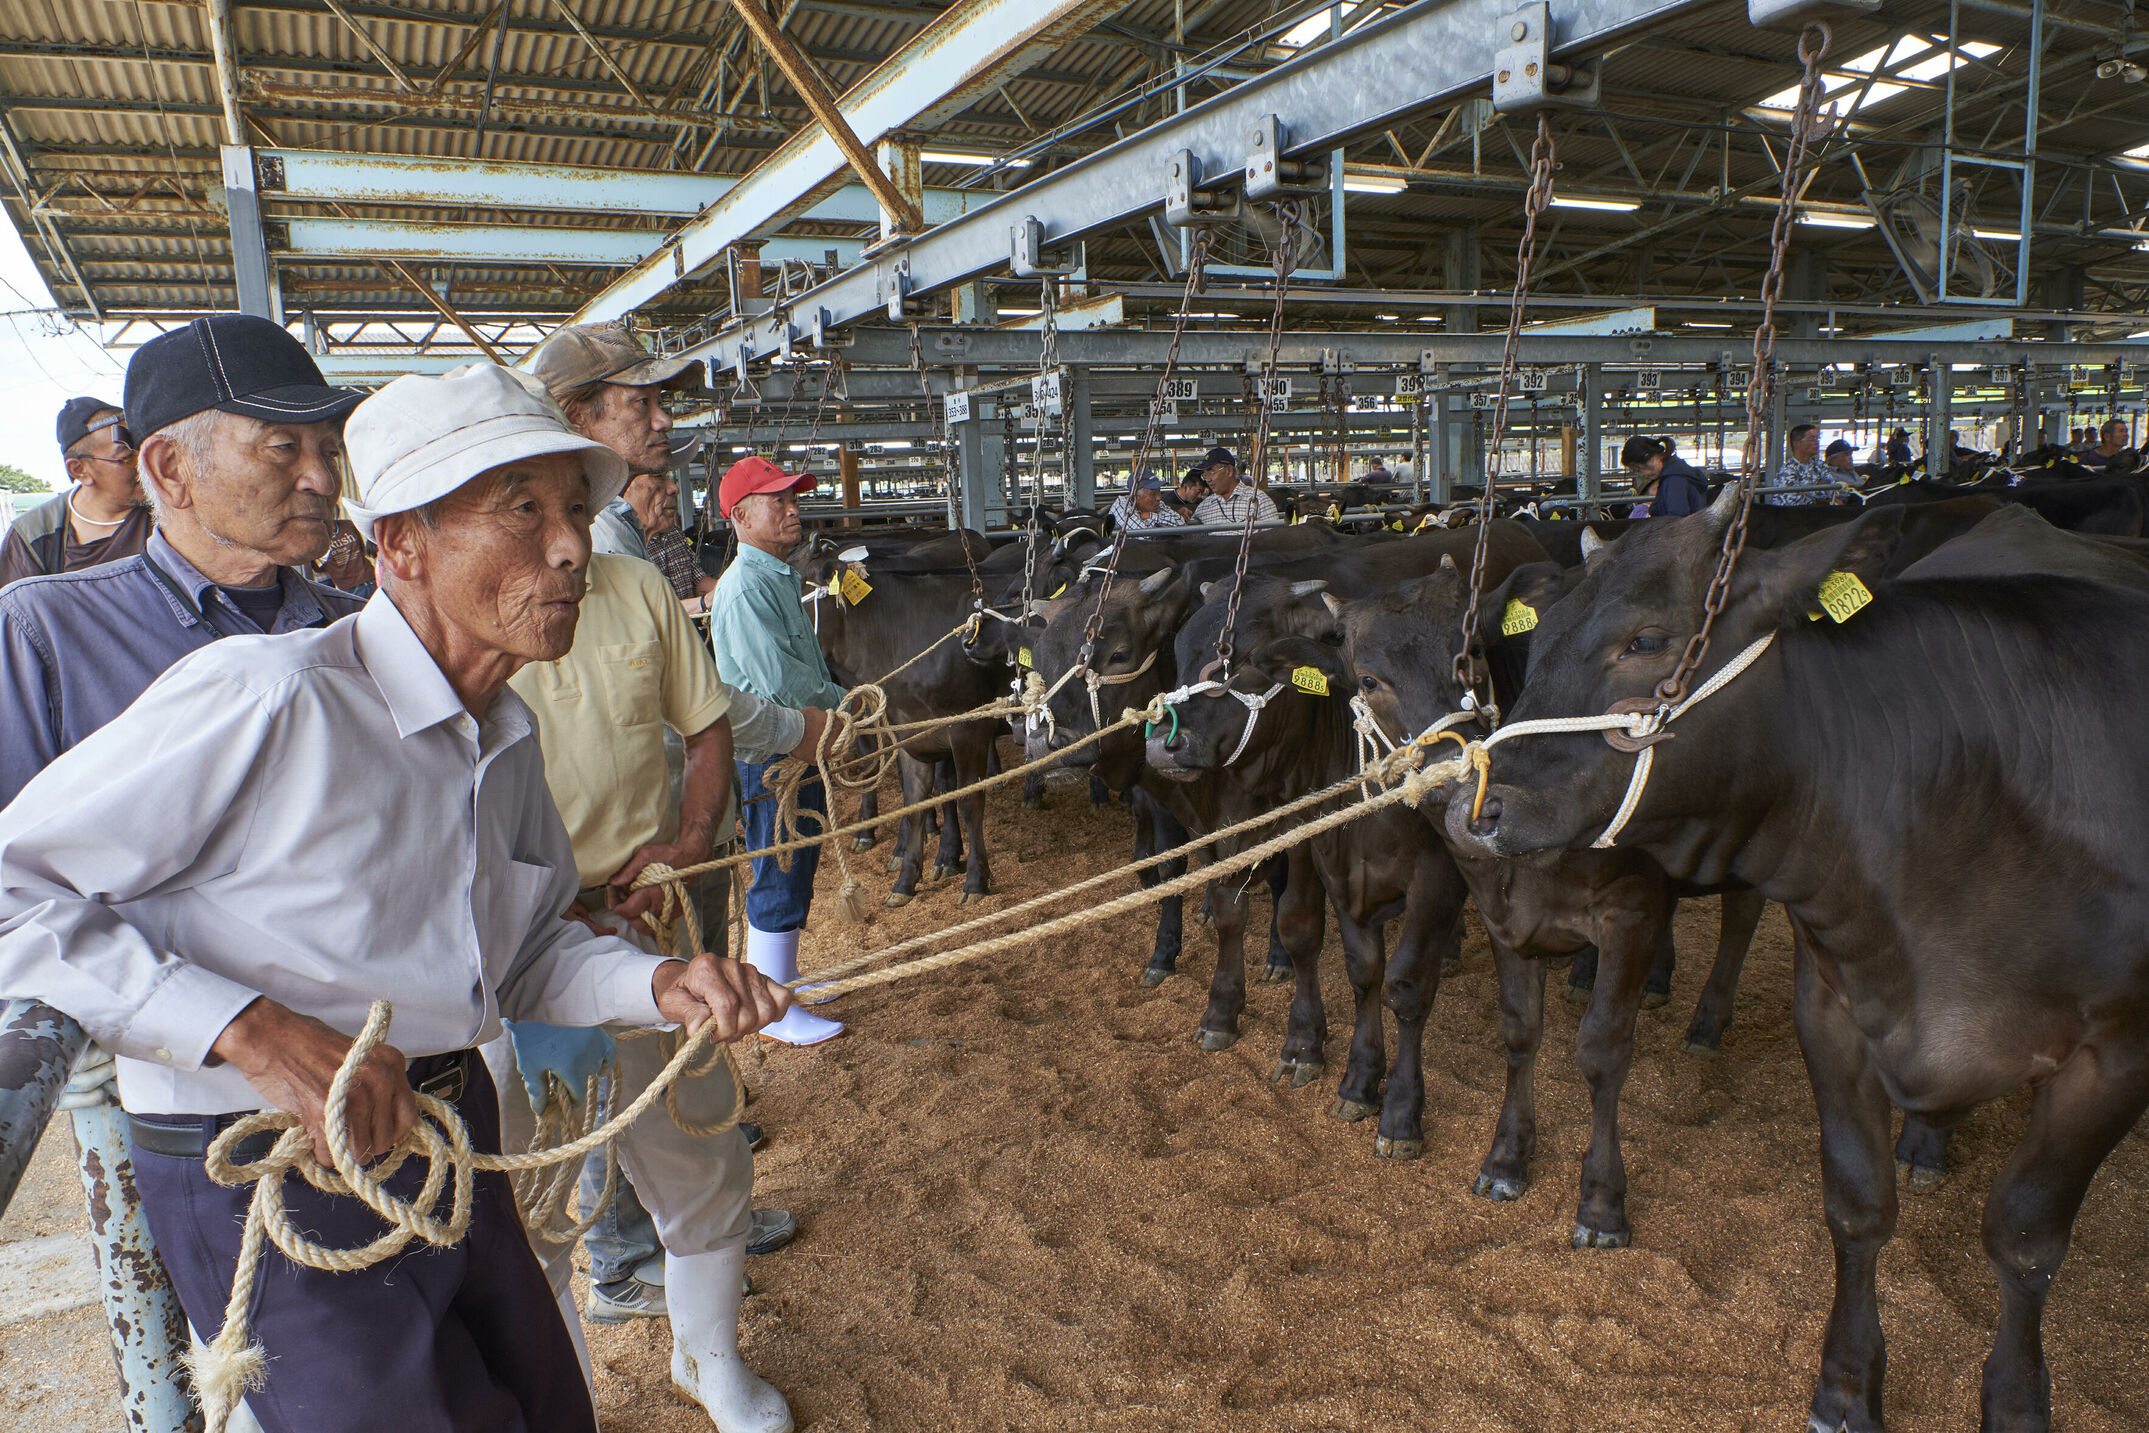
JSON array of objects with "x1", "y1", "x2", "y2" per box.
[
  {"x1": 0, "y1": 396, "x2": 151, "y2": 588},
  {"x1": 0, "y1": 314, "x2": 365, "y2": 806}
]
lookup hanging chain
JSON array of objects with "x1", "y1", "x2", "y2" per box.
[
  {"x1": 1078, "y1": 229, "x2": 1214, "y2": 670},
  {"x1": 1453, "y1": 110, "x2": 1559, "y2": 715},
  {"x1": 1020, "y1": 276, "x2": 1061, "y2": 615},
  {"x1": 916, "y1": 321, "x2": 986, "y2": 614},
  {"x1": 1654, "y1": 22, "x2": 1833, "y2": 708},
  {"x1": 1215, "y1": 200, "x2": 1302, "y2": 672}
]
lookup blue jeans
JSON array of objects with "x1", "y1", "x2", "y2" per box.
[
  {"x1": 738, "y1": 757, "x2": 822, "y2": 932},
  {"x1": 581, "y1": 1126, "x2": 661, "y2": 1288}
]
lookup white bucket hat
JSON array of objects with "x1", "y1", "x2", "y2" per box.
[{"x1": 343, "y1": 362, "x2": 630, "y2": 539}]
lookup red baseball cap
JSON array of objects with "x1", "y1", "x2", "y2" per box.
[{"x1": 718, "y1": 455, "x2": 816, "y2": 518}]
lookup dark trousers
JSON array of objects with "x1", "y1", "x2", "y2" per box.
[
  {"x1": 738, "y1": 757, "x2": 822, "y2": 932},
  {"x1": 130, "y1": 1061, "x2": 595, "y2": 1433}
]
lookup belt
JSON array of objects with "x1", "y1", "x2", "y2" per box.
[{"x1": 126, "y1": 1049, "x2": 474, "y2": 1163}]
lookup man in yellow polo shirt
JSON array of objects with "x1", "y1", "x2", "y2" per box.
[{"x1": 494, "y1": 546, "x2": 823, "y2": 1433}]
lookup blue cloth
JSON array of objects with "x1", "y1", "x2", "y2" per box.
[
  {"x1": 590, "y1": 497, "x2": 648, "y2": 562},
  {"x1": 0, "y1": 530, "x2": 360, "y2": 807},
  {"x1": 737, "y1": 756, "x2": 822, "y2": 932},
  {"x1": 1645, "y1": 456, "x2": 1710, "y2": 518},
  {"x1": 707, "y1": 544, "x2": 845, "y2": 714},
  {"x1": 503, "y1": 1021, "x2": 617, "y2": 1110}
]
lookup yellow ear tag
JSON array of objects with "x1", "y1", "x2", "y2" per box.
[
  {"x1": 1017, "y1": 646, "x2": 1033, "y2": 669},
  {"x1": 1500, "y1": 599, "x2": 1539, "y2": 636},
  {"x1": 1412, "y1": 515, "x2": 1434, "y2": 534},
  {"x1": 1812, "y1": 569, "x2": 1873, "y2": 624},
  {"x1": 840, "y1": 569, "x2": 872, "y2": 605},
  {"x1": 1291, "y1": 665, "x2": 1330, "y2": 696},
  {"x1": 1049, "y1": 582, "x2": 1066, "y2": 598}
]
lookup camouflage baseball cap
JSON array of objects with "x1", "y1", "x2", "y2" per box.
[{"x1": 526, "y1": 321, "x2": 705, "y2": 402}]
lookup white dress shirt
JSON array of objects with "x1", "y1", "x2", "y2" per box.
[{"x1": 0, "y1": 592, "x2": 672, "y2": 1115}]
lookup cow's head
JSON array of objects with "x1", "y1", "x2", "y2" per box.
[
  {"x1": 1019, "y1": 565, "x2": 1191, "y2": 775},
  {"x1": 1454, "y1": 492, "x2": 1904, "y2": 856},
  {"x1": 1145, "y1": 574, "x2": 1339, "y2": 781}
]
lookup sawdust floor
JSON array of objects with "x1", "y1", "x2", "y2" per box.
[
  {"x1": 10, "y1": 767, "x2": 2147, "y2": 1431},
  {"x1": 590, "y1": 769, "x2": 2149, "y2": 1432}
]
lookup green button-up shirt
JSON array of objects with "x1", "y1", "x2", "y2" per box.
[{"x1": 708, "y1": 544, "x2": 845, "y2": 748}]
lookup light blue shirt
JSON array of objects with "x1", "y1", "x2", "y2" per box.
[
  {"x1": 591, "y1": 497, "x2": 648, "y2": 562},
  {"x1": 707, "y1": 544, "x2": 844, "y2": 759}
]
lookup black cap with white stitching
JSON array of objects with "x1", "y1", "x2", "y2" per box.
[{"x1": 124, "y1": 314, "x2": 363, "y2": 441}]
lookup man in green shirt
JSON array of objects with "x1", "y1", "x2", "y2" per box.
[{"x1": 707, "y1": 456, "x2": 844, "y2": 1046}]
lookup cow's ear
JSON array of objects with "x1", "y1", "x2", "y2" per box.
[
  {"x1": 1737, "y1": 504, "x2": 1907, "y2": 626},
  {"x1": 1478, "y1": 560, "x2": 1570, "y2": 649},
  {"x1": 1253, "y1": 635, "x2": 1348, "y2": 697},
  {"x1": 1138, "y1": 569, "x2": 1196, "y2": 634}
]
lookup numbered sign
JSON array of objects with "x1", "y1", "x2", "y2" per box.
[
  {"x1": 1396, "y1": 372, "x2": 1426, "y2": 397},
  {"x1": 1518, "y1": 368, "x2": 1551, "y2": 393},
  {"x1": 1635, "y1": 370, "x2": 1661, "y2": 391},
  {"x1": 1469, "y1": 392, "x2": 1499, "y2": 410},
  {"x1": 1256, "y1": 376, "x2": 1292, "y2": 407},
  {"x1": 1149, "y1": 398, "x2": 1179, "y2": 423},
  {"x1": 944, "y1": 391, "x2": 973, "y2": 424},
  {"x1": 1160, "y1": 377, "x2": 1198, "y2": 403},
  {"x1": 1031, "y1": 369, "x2": 1063, "y2": 413}
]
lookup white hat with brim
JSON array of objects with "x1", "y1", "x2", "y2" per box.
[{"x1": 344, "y1": 362, "x2": 631, "y2": 540}]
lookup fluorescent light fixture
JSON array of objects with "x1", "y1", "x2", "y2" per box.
[
  {"x1": 1343, "y1": 173, "x2": 1408, "y2": 194},
  {"x1": 1417, "y1": 315, "x2": 1441, "y2": 322},
  {"x1": 1971, "y1": 229, "x2": 2020, "y2": 241},
  {"x1": 1798, "y1": 213, "x2": 1874, "y2": 228},
  {"x1": 1279, "y1": 13, "x2": 1332, "y2": 47},
  {"x1": 1550, "y1": 196, "x2": 1639, "y2": 212},
  {"x1": 1375, "y1": 313, "x2": 1401, "y2": 320},
  {"x1": 2128, "y1": 143, "x2": 2149, "y2": 159},
  {"x1": 1683, "y1": 321, "x2": 1734, "y2": 328},
  {"x1": 919, "y1": 149, "x2": 1031, "y2": 168}
]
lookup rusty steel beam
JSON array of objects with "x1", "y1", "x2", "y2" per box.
[
  {"x1": 725, "y1": 0, "x2": 920, "y2": 232},
  {"x1": 567, "y1": 0, "x2": 1139, "y2": 327}
]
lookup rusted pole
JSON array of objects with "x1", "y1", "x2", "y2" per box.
[
  {"x1": 724, "y1": 0, "x2": 922, "y2": 233},
  {"x1": 839, "y1": 443, "x2": 860, "y2": 526}
]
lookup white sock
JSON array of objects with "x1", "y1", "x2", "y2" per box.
[
  {"x1": 667, "y1": 1246, "x2": 793, "y2": 1433},
  {"x1": 742, "y1": 925, "x2": 844, "y2": 1046}
]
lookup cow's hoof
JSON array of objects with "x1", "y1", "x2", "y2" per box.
[
  {"x1": 1194, "y1": 1028, "x2": 1237, "y2": 1054},
  {"x1": 1572, "y1": 1223, "x2": 1631, "y2": 1251},
  {"x1": 883, "y1": 891, "x2": 913, "y2": 908},
  {"x1": 1681, "y1": 1034, "x2": 1724, "y2": 1057},
  {"x1": 1021, "y1": 796, "x2": 1043, "y2": 811},
  {"x1": 884, "y1": 856, "x2": 902, "y2": 874},
  {"x1": 1643, "y1": 989, "x2": 1671, "y2": 1010},
  {"x1": 1270, "y1": 1060, "x2": 1323, "y2": 1088},
  {"x1": 957, "y1": 890, "x2": 987, "y2": 907},
  {"x1": 1564, "y1": 983, "x2": 1592, "y2": 1005},
  {"x1": 1330, "y1": 1097, "x2": 1377, "y2": 1122},
  {"x1": 1260, "y1": 960, "x2": 1292, "y2": 984},
  {"x1": 1474, "y1": 1171, "x2": 1528, "y2": 1202},
  {"x1": 852, "y1": 834, "x2": 876, "y2": 852},
  {"x1": 1140, "y1": 966, "x2": 1175, "y2": 987},
  {"x1": 1441, "y1": 957, "x2": 1462, "y2": 976},
  {"x1": 1896, "y1": 1159, "x2": 1948, "y2": 1193},
  {"x1": 930, "y1": 865, "x2": 958, "y2": 883},
  {"x1": 1374, "y1": 1136, "x2": 1423, "y2": 1161}
]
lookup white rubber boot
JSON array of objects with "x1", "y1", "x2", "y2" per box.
[
  {"x1": 668, "y1": 1246, "x2": 793, "y2": 1433},
  {"x1": 743, "y1": 926, "x2": 844, "y2": 1046}
]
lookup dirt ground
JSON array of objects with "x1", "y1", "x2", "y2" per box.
[{"x1": 10, "y1": 767, "x2": 2147, "y2": 1431}]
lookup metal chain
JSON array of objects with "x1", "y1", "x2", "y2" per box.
[
  {"x1": 1078, "y1": 229, "x2": 1214, "y2": 669},
  {"x1": 1020, "y1": 276, "x2": 1061, "y2": 614},
  {"x1": 1453, "y1": 110, "x2": 1559, "y2": 714},
  {"x1": 1215, "y1": 200, "x2": 1303, "y2": 672},
  {"x1": 1654, "y1": 22, "x2": 1833, "y2": 708}
]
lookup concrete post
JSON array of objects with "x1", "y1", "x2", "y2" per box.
[
  {"x1": 221, "y1": 145, "x2": 277, "y2": 321},
  {"x1": 954, "y1": 406, "x2": 1005, "y2": 531},
  {"x1": 1927, "y1": 359, "x2": 1953, "y2": 478},
  {"x1": 1580, "y1": 363, "x2": 1603, "y2": 508},
  {"x1": 1428, "y1": 393, "x2": 1452, "y2": 503},
  {"x1": 1068, "y1": 368, "x2": 1096, "y2": 509},
  {"x1": 1443, "y1": 225, "x2": 1480, "y2": 335}
]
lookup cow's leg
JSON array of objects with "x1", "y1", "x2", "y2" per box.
[
  {"x1": 1194, "y1": 876, "x2": 1251, "y2": 1053},
  {"x1": 1894, "y1": 1112, "x2": 1961, "y2": 1192},
  {"x1": 852, "y1": 737, "x2": 881, "y2": 850},
  {"x1": 1090, "y1": 772, "x2": 1111, "y2": 807},
  {"x1": 953, "y1": 732, "x2": 994, "y2": 904},
  {"x1": 1022, "y1": 768, "x2": 1046, "y2": 810},
  {"x1": 1375, "y1": 858, "x2": 1467, "y2": 1160},
  {"x1": 1259, "y1": 856, "x2": 1292, "y2": 983},
  {"x1": 1571, "y1": 903, "x2": 1663, "y2": 1249},
  {"x1": 1271, "y1": 847, "x2": 1327, "y2": 1088},
  {"x1": 1328, "y1": 912, "x2": 1387, "y2": 1125},
  {"x1": 931, "y1": 759, "x2": 964, "y2": 882},
  {"x1": 1137, "y1": 795, "x2": 1187, "y2": 986},
  {"x1": 1564, "y1": 943, "x2": 1600, "y2": 1003},
  {"x1": 1684, "y1": 888, "x2": 1765, "y2": 1054},
  {"x1": 884, "y1": 752, "x2": 931, "y2": 907},
  {"x1": 1475, "y1": 938, "x2": 1543, "y2": 1202},
  {"x1": 1975, "y1": 1050, "x2": 2149, "y2": 1432},
  {"x1": 1795, "y1": 942, "x2": 1896, "y2": 1433},
  {"x1": 1643, "y1": 901, "x2": 1678, "y2": 1009}
]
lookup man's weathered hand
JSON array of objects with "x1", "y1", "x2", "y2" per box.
[
  {"x1": 791, "y1": 706, "x2": 830, "y2": 762},
  {"x1": 651, "y1": 954, "x2": 791, "y2": 1041},
  {"x1": 607, "y1": 834, "x2": 715, "y2": 924},
  {"x1": 210, "y1": 997, "x2": 418, "y2": 1166}
]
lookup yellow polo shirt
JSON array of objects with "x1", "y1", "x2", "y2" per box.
[{"x1": 509, "y1": 553, "x2": 730, "y2": 888}]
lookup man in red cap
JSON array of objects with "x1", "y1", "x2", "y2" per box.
[{"x1": 705, "y1": 457, "x2": 845, "y2": 1045}]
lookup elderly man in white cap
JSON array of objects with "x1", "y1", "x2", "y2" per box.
[{"x1": 0, "y1": 363, "x2": 792, "y2": 1433}]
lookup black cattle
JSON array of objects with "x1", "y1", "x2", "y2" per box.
[
  {"x1": 1453, "y1": 491, "x2": 2149, "y2": 1431},
  {"x1": 1325, "y1": 558, "x2": 1766, "y2": 1244}
]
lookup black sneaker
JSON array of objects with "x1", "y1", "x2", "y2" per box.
[
  {"x1": 746, "y1": 1207, "x2": 796, "y2": 1256},
  {"x1": 739, "y1": 1120, "x2": 764, "y2": 1150}
]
